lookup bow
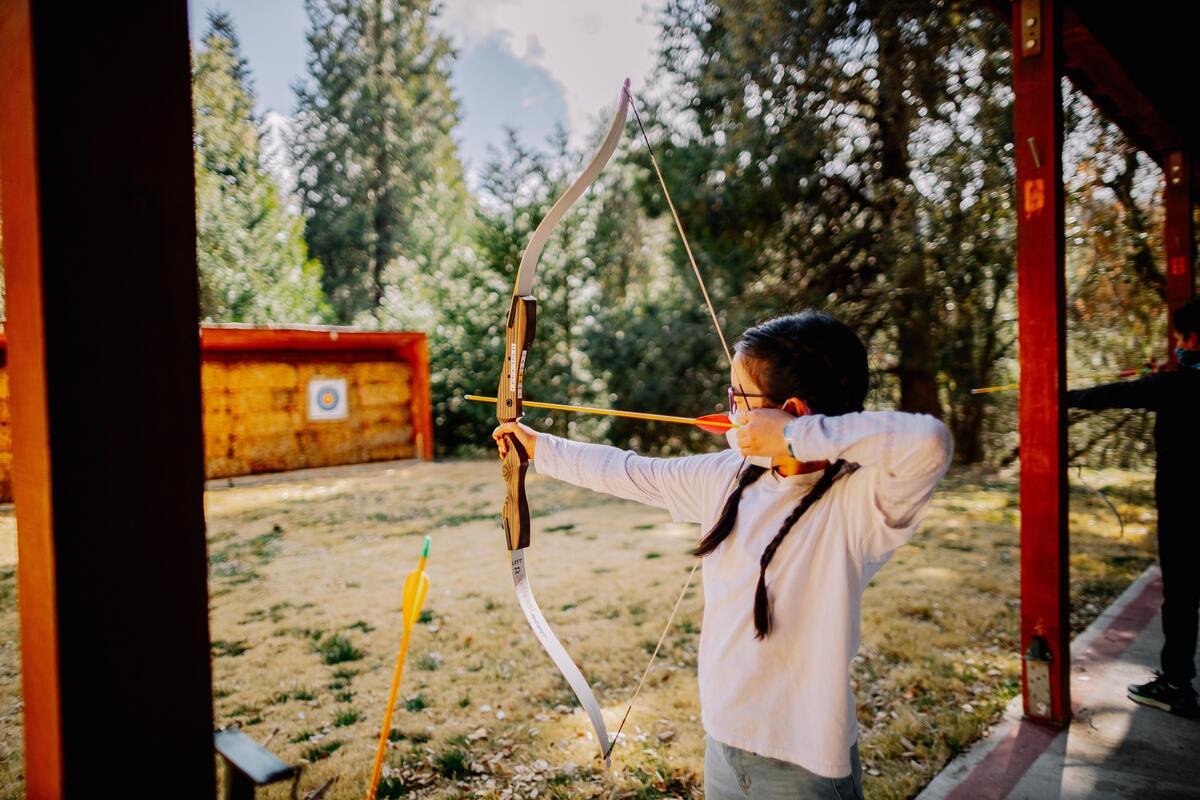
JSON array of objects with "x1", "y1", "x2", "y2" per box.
[
  {"x1": 496, "y1": 78, "x2": 743, "y2": 768},
  {"x1": 496, "y1": 78, "x2": 632, "y2": 768}
]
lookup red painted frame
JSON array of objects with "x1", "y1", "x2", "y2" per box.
[
  {"x1": 993, "y1": 0, "x2": 1198, "y2": 731},
  {"x1": 0, "y1": 4, "x2": 63, "y2": 790},
  {"x1": 2, "y1": 0, "x2": 215, "y2": 791},
  {"x1": 1012, "y1": 0, "x2": 1072, "y2": 726}
]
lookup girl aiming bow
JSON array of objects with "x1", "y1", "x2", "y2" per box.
[{"x1": 493, "y1": 310, "x2": 953, "y2": 799}]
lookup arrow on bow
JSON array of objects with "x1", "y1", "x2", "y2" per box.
[{"x1": 467, "y1": 394, "x2": 735, "y2": 432}]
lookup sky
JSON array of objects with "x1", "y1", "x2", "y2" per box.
[{"x1": 187, "y1": 0, "x2": 666, "y2": 183}]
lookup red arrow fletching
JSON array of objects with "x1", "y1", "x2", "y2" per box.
[{"x1": 694, "y1": 413, "x2": 734, "y2": 434}]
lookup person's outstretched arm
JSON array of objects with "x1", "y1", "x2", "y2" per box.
[
  {"x1": 1067, "y1": 373, "x2": 1167, "y2": 412},
  {"x1": 494, "y1": 422, "x2": 737, "y2": 525}
]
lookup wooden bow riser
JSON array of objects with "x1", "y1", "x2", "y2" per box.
[{"x1": 498, "y1": 295, "x2": 537, "y2": 551}]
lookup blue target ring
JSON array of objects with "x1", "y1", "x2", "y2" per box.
[{"x1": 317, "y1": 387, "x2": 340, "y2": 411}]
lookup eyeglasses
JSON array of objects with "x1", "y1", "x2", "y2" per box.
[{"x1": 727, "y1": 385, "x2": 771, "y2": 413}]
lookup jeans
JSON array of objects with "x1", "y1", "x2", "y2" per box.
[{"x1": 704, "y1": 735, "x2": 864, "y2": 799}]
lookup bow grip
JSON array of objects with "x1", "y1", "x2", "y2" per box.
[
  {"x1": 498, "y1": 295, "x2": 537, "y2": 551},
  {"x1": 500, "y1": 435, "x2": 531, "y2": 550}
]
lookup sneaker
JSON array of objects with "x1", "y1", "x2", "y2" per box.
[{"x1": 1127, "y1": 672, "x2": 1200, "y2": 718}]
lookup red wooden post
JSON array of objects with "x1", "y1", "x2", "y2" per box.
[
  {"x1": 0, "y1": 5, "x2": 63, "y2": 791},
  {"x1": 1012, "y1": 0, "x2": 1071, "y2": 725},
  {"x1": 1164, "y1": 151, "x2": 1195, "y2": 358},
  {"x1": 0, "y1": 1, "x2": 215, "y2": 794},
  {"x1": 399, "y1": 334, "x2": 436, "y2": 461}
]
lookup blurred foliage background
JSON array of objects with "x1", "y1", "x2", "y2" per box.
[{"x1": 0, "y1": 0, "x2": 1179, "y2": 469}]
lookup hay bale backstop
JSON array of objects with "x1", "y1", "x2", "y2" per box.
[{"x1": 0, "y1": 325, "x2": 434, "y2": 500}]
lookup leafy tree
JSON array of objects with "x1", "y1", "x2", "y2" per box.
[
  {"x1": 398, "y1": 112, "x2": 722, "y2": 456},
  {"x1": 655, "y1": 3, "x2": 1000, "y2": 391},
  {"x1": 293, "y1": 0, "x2": 467, "y2": 324},
  {"x1": 651, "y1": 0, "x2": 1019, "y2": 458},
  {"x1": 921, "y1": 17, "x2": 1015, "y2": 462},
  {"x1": 1059, "y1": 92, "x2": 1165, "y2": 469},
  {"x1": 193, "y1": 12, "x2": 329, "y2": 323},
  {"x1": 416, "y1": 128, "x2": 621, "y2": 454}
]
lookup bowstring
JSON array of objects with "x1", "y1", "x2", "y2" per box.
[
  {"x1": 604, "y1": 558, "x2": 699, "y2": 759},
  {"x1": 606, "y1": 85, "x2": 751, "y2": 761},
  {"x1": 625, "y1": 87, "x2": 733, "y2": 367},
  {"x1": 625, "y1": 87, "x2": 750, "y2": 412}
]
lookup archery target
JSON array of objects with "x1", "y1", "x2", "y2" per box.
[{"x1": 307, "y1": 377, "x2": 349, "y2": 421}]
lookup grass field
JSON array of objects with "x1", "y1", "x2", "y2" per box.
[{"x1": 0, "y1": 458, "x2": 1156, "y2": 799}]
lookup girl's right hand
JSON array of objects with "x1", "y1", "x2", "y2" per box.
[{"x1": 493, "y1": 420, "x2": 538, "y2": 460}]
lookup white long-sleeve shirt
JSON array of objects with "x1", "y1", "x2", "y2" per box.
[{"x1": 534, "y1": 410, "x2": 952, "y2": 777}]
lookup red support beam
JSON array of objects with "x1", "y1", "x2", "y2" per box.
[
  {"x1": 396, "y1": 335, "x2": 436, "y2": 461},
  {"x1": 0, "y1": 5, "x2": 62, "y2": 791},
  {"x1": 1012, "y1": 0, "x2": 1071, "y2": 726},
  {"x1": 1164, "y1": 151, "x2": 1195, "y2": 359},
  {"x1": 0, "y1": 1, "x2": 216, "y2": 794},
  {"x1": 198, "y1": 325, "x2": 427, "y2": 354},
  {"x1": 1059, "y1": 7, "x2": 1181, "y2": 171}
]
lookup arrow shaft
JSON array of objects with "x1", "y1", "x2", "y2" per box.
[
  {"x1": 367, "y1": 536, "x2": 431, "y2": 800},
  {"x1": 971, "y1": 367, "x2": 1156, "y2": 395},
  {"x1": 465, "y1": 394, "x2": 734, "y2": 429},
  {"x1": 970, "y1": 383, "x2": 1020, "y2": 395},
  {"x1": 367, "y1": 623, "x2": 416, "y2": 800}
]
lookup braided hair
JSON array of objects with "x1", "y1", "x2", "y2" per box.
[{"x1": 693, "y1": 311, "x2": 868, "y2": 639}]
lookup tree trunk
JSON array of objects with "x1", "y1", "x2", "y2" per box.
[
  {"x1": 950, "y1": 399, "x2": 986, "y2": 463},
  {"x1": 875, "y1": 19, "x2": 943, "y2": 419}
]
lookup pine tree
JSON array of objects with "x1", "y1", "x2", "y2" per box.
[
  {"x1": 293, "y1": 0, "x2": 468, "y2": 324},
  {"x1": 193, "y1": 12, "x2": 330, "y2": 324}
]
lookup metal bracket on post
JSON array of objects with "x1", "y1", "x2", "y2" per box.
[
  {"x1": 1167, "y1": 151, "x2": 1185, "y2": 186},
  {"x1": 1024, "y1": 636, "x2": 1054, "y2": 719},
  {"x1": 1020, "y1": 0, "x2": 1042, "y2": 56}
]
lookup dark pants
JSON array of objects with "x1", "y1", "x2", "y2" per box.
[{"x1": 1158, "y1": 500, "x2": 1199, "y2": 685}]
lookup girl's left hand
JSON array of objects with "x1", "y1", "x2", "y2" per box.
[
  {"x1": 493, "y1": 420, "x2": 538, "y2": 459},
  {"x1": 735, "y1": 408, "x2": 794, "y2": 459}
]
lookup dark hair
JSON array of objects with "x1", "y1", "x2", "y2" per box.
[
  {"x1": 736, "y1": 310, "x2": 868, "y2": 415},
  {"x1": 693, "y1": 310, "x2": 867, "y2": 639},
  {"x1": 1174, "y1": 298, "x2": 1200, "y2": 339}
]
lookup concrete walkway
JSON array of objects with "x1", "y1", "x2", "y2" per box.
[{"x1": 918, "y1": 566, "x2": 1200, "y2": 800}]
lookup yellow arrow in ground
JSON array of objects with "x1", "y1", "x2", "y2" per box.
[{"x1": 366, "y1": 536, "x2": 431, "y2": 800}]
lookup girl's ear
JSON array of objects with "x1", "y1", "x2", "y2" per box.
[{"x1": 782, "y1": 397, "x2": 812, "y2": 416}]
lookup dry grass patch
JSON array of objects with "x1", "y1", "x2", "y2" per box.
[{"x1": 0, "y1": 461, "x2": 1155, "y2": 799}]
